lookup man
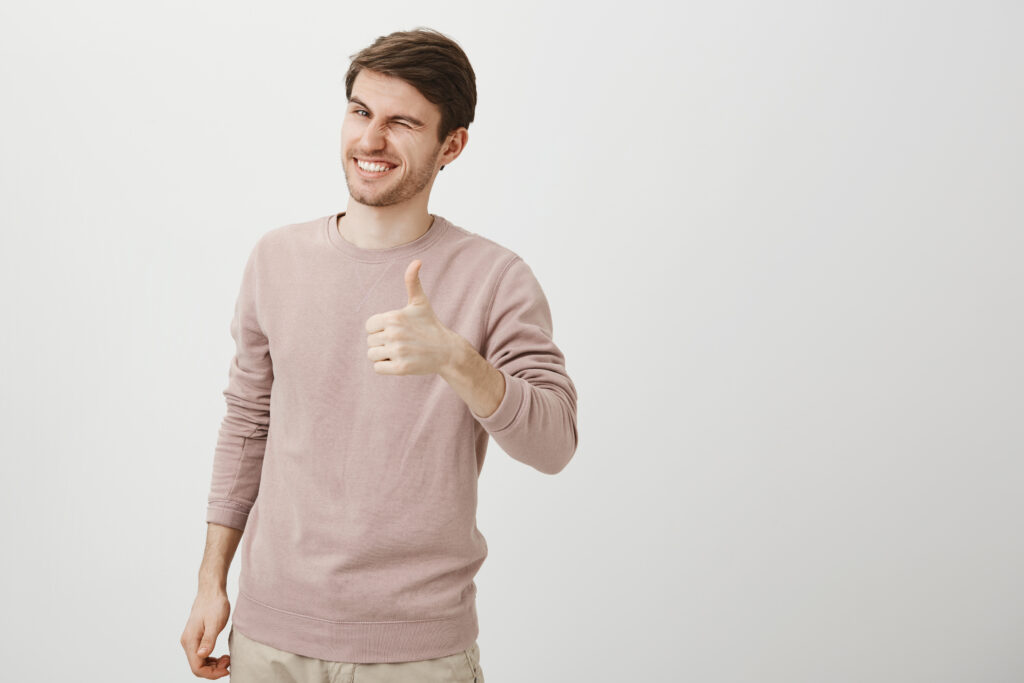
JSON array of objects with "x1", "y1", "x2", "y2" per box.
[{"x1": 180, "y1": 27, "x2": 578, "y2": 682}]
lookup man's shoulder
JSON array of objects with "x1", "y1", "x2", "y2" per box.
[
  {"x1": 244, "y1": 215, "x2": 325, "y2": 259},
  {"x1": 262, "y1": 215, "x2": 322, "y2": 244},
  {"x1": 440, "y1": 216, "x2": 523, "y2": 270}
]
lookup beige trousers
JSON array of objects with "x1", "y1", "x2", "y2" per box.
[{"x1": 227, "y1": 625, "x2": 484, "y2": 683}]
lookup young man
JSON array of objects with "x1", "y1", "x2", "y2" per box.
[{"x1": 181, "y1": 27, "x2": 578, "y2": 681}]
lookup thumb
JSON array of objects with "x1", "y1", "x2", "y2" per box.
[
  {"x1": 197, "y1": 628, "x2": 217, "y2": 656},
  {"x1": 405, "y1": 259, "x2": 428, "y2": 306}
]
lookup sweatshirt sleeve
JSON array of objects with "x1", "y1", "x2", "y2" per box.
[
  {"x1": 471, "y1": 256, "x2": 579, "y2": 474},
  {"x1": 205, "y1": 241, "x2": 274, "y2": 530}
]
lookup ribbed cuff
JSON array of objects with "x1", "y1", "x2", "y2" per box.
[
  {"x1": 206, "y1": 504, "x2": 249, "y2": 531},
  {"x1": 471, "y1": 368, "x2": 524, "y2": 433}
]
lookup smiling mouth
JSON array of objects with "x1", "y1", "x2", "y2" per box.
[{"x1": 354, "y1": 158, "x2": 398, "y2": 176}]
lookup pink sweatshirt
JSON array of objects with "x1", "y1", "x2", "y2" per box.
[{"x1": 205, "y1": 211, "x2": 579, "y2": 663}]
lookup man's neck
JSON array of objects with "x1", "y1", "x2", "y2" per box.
[{"x1": 338, "y1": 202, "x2": 435, "y2": 250}]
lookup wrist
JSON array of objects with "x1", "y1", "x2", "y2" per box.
[
  {"x1": 440, "y1": 330, "x2": 470, "y2": 381},
  {"x1": 198, "y1": 570, "x2": 228, "y2": 595},
  {"x1": 198, "y1": 581, "x2": 227, "y2": 597}
]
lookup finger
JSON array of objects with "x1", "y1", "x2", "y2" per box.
[
  {"x1": 196, "y1": 657, "x2": 225, "y2": 679},
  {"x1": 182, "y1": 629, "x2": 206, "y2": 672},
  {"x1": 372, "y1": 359, "x2": 401, "y2": 374},
  {"x1": 181, "y1": 627, "x2": 200, "y2": 656},
  {"x1": 405, "y1": 260, "x2": 427, "y2": 306},
  {"x1": 197, "y1": 622, "x2": 218, "y2": 658},
  {"x1": 365, "y1": 311, "x2": 393, "y2": 334},
  {"x1": 196, "y1": 652, "x2": 229, "y2": 673}
]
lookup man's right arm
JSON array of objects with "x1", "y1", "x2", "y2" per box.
[
  {"x1": 182, "y1": 522, "x2": 242, "y2": 678},
  {"x1": 198, "y1": 522, "x2": 243, "y2": 593},
  {"x1": 205, "y1": 240, "x2": 273, "y2": 532},
  {"x1": 182, "y1": 241, "x2": 272, "y2": 679}
]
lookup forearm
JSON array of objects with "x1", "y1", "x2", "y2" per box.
[
  {"x1": 440, "y1": 333, "x2": 506, "y2": 419},
  {"x1": 198, "y1": 522, "x2": 244, "y2": 594}
]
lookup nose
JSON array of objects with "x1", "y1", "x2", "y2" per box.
[{"x1": 360, "y1": 122, "x2": 387, "y2": 151}]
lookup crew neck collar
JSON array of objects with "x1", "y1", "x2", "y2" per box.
[{"x1": 325, "y1": 211, "x2": 450, "y2": 263}]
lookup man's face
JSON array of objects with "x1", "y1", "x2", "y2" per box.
[{"x1": 340, "y1": 69, "x2": 448, "y2": 208}]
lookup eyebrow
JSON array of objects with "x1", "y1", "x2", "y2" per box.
[{"x1": 347, "y1": 97, "x2": 425, "y2": 127}]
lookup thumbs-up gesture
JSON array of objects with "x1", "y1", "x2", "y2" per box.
[{"x1": 365, "y1": 259, "x2": 460, "y2": 376}]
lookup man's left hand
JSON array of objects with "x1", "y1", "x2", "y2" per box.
[{"x1": 365, "y1": 259, "x2": 461, "y2": 376}]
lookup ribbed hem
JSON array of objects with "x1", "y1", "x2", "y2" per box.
[{"x1": 231, "y1": 589, "x2": 480, "y2": 664}]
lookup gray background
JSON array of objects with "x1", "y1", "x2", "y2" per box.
[{"x1": 1, "y1": 1, "x2": 1021, "y2": 681}]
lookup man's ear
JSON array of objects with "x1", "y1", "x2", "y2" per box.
[{"x1": 439, "y1": 128, "x2": 469, "y2": 171}]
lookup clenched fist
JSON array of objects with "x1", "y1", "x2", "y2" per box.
[{"x1": 365, "y1": 259, "x2": 460, "y2": 376}]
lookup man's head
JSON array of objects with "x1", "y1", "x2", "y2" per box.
[{"x1": 340, "y1": 28, "x2": 477, "y2": 208}]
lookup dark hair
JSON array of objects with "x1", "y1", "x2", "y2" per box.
[{"x1": 345, "y1": 27, "x2": 477, "y2": 146}]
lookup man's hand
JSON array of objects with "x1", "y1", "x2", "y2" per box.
[
  {"x1": 365, "y1": 259, "x2": 461, "y2": 376},
  {"x1": 180, "y1": 589, "x2": 232, "y2": 679}
]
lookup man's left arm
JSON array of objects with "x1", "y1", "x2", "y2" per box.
[{"x1": 441, "y1": 256, "x2": 579, "y2": 475}]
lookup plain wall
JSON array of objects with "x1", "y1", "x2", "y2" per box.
[{"x1": 0, "y1": 1, "x2": 1021, "y2": 681}]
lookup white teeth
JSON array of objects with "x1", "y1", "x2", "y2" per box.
[{"x1": 357, "y1": 159, "x2": 393, "y2": 172}]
